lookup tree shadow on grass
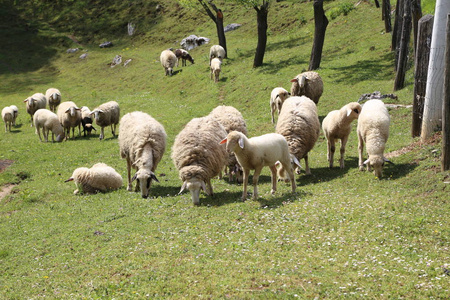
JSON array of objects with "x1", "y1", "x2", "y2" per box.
[{"x1": 257, "y1": 189, "x2": 312, "y2": 209}]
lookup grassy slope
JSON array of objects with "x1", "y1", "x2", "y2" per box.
[{"x1": 0, "y1": 0, "x2": 448, "y2": 298}]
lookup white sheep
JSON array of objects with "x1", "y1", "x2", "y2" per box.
[
  {"x1": 209, "y1": 44, "x2": 226, "y2": 64},
  {"x1": 172, "y1": 116, "x2": 228, "y2": 205},
  {"x1": 91, "y1": 101, "x2": 120, "y2": 140},
  {"x1": 160, "y1": 49, "x2": 177, "y2": 76},
  {"x1": 275, "y1": 96, "x2": 320, "y2": 179},
  {"x1": 33, "y1": 108, "x2": 65, "y2": 142},
  {"x1": 24, "y1": 93, "x2": 47, "y2": 126},
  {"x1": 80, "y1": 106, "x2": 96, "y2": 136},
  {"x1": 270, "y1": 87, "x2": 290, "y2": 124},
  {"x1": 57, "y1": 101, "x2": 82, "y2": 140},
  {"x1": 290, "y1": 71, "x2": 324, "y2": 104},
  {"x1": 208, "y1": 105, "x2": 248, "y2": 183},
  {"x1": 119, "y1": 111, "x2": 167, "y2": 198},
  {"x1": 64, "y1": 163, "x2": 123, "y2": 195},
  {"x1": 2, "y1": 106, "x2": 14, "y2": 132},
  {"x1": 357, "y1": 99, "x2": 392, "y2": 178},
  {"x1": 322, "y1": 102, "x2": 362, "y2": 169},
  {"x1": 45, "y1": 88, "x2": 61, "y2": 112},
  {"x1": 9, "y1": 105, "x2": 18, "y2": 126},
  {"x1": 220, "y1": 131, "x2": 296, "y2": 201},
  {"x1": 210, "y1": 57, "x2": 222, "y2": 83}
]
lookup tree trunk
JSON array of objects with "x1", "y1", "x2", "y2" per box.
[
  {"x1": 253, "y1": 2, "x2": 269, "y2": 68},
  {"x1": 411, "y1": 0, "x2": 422, "y2": 54},
  {"x1": 442, "y1": 13, "x2": 450, "y2": 171},
  {"x1": 394, "y1": 0, "x2": 412, "y2": 91},
  {"x1": 197, "y1": 0, "x2": 227, "y2": 58},
  {"x1": 392, "y1": 0, "x2": 404, "y2": 71},
  {"x1": 382, "y1": 0, "x2": 392, "y2": 33},
  {"x1": 309, "y1": 0, "x2": 328, "y2": 71},
  {"x1": 421, "y1": 0, "x2": 450, "y2": 141},
  {"x1": 412, "y1": 14, "x2": 434, "y2": 137}
]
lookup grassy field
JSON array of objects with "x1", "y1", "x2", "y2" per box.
[{"x1": 0, "y1": 0, "x2": 448, "y2": 298}]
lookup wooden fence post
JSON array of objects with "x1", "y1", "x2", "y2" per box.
[
  {"x1": 394, "y1": 0, "x2": 412, "y2": 91},
  {"x1": 442, "y1": 13, "x2": 450, "y2": 171}
]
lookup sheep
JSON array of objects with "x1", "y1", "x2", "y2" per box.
[
  {"x1": 208, "y1": 105, "x2": 248, "y2": 183},
  {"x1": 80, "y1": 106, "x2": 96, "y2": 136},
  {"x1": 290, "y1": 71, "x2": 324, "y2": 104},
  {"x1": 270, "y1": 87, "x2": 290, "y2": 124},
  {"x1": 174, "y1": 49, "x2": 194, "y2": 67},
  {"x1": 24, "y1": 93, "x2": 47, "y2": 126},
  {"x1": 160, "y1": 49, "x2": 177, "y2": 76},
  {"x1": 119, "y1": 111, "x2": 167, "y2": 198},
  {"x1": 220, "y1": 131, "x2": 296, "y2": 201},
  {"x1": 209, "y1": 44, "x2": 226, "y2": 64},
  {"x1": 357, "y1": 99, "x2": 392, "y2": 178},
  {"x1": 210, "y1": 57, "x2": 222, "y2": 83},
  {"x1": 64, "y1": 163, "x2": 123, "y2": 195},
  {"x1": 90, "y1": 101, "x2": 120, "y2": 140},
  {"x1": 33, "y1": 108, "x2": 65, "y2": 142},
  {"x1": 57, "y1": 101, "x2": 82, "y2": 140},
  {"x1": 275, "y1": 96, "x2": 320, "y2": 180},
  {"x1": 171, "y1": 116, "x2": 228, "y2": 205},
  {"x1": 10, "y1": 105, "x2": 18, "y2": 126},
  {"x1": 322, "y1": 102, "x2": 362, "y2": 169},
  {"x1": 2, "y1": 106, "x2": 14, "y2": 132},
  {"x1": 45, "y1": 88, "x2": 61, "y2": 112}
]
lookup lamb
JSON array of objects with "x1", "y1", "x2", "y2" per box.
[
  {"x1": 33, "y1": 108, "x2": 65, "y2": 142},
  {"x1": 160, "y1": 49, "x2": 177, "y2": 76},
  {"x1": 80, "y1": 106, "x2": 96, "y2": 136},
  {"x1": 209, "y1": 44, "x2": 226, "y2": 64},
  {"x1": 322, "y1": 102, "x2": 362, "y2": 169},
  {"x1": 45, "y1": 88, "x2": 61, "y2": 112},
  {"x1": 220, "y1": 131, "x2": 296, "y2": 201},
  {"x1": 57, "y1": 101, "x2": 81, "y2": 140},
  {"x1": 357, "y1": 99, "x2": 392, "y2": 178},
  {"x1": 208, "y1": 105, "x2": 248, "y2": 183},
  {"x1": 290, "y1": 71, "x2": 324, "y2": 104},
  {"x1": 270, "y1": 87, "x2": 290, "y2": 124},
  {"x1": 10, "y1": 105, "x2": 18, "y2": 126},
  {"x1": 172, "y1": 116, "x2": 228, "y2": 205},
  {"x1": 119, "y1": 111, "x2": 167, "y2": 198},
  {"x1": 24, "y1": 93, "x2": 47, "y2": 126},
  {"x1": 174, "y1": 49, "x2": 194, "y2": 67},
  {"x1": 90, "y1": 101, "x2": 120, "y2": 140},
  {"x1": 2, "y1": 106, "x2": 13, "y2": 132},
  {"x1": 64, "y1": 163, "x2": 123, "y2": 195},
  {"x1": 210, "y1": 57, "x2": 222, "y2": 83}
]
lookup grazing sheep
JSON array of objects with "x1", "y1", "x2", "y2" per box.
[
  {"x1": 24, "y1": 93, "x2": 47, "y2": 126},
  {"x1": 357, "y1": 99, "x2": 392, "y2": 178},
  {"x1": 91, "y1": 101, "x2": 120, "y2": 140},
  {"x1": 80, "y1": 106, "x2": 96, "y2": 136},
  {"x1": 119, "y1": 111, "x2": 167, "y2": 198},
  {"x1": 275, "y1": 96, "x2": 320, "y2": 179},
  {"x1": 270, "y1": 87, "x2": 290, "y2": 124},
  {"x1": 57, "y1": 101, "x2": 82, "y2": 140},
  {"x1": 160, "y1": 49, "x2": 177, "y2": 76},
  {"x1": 10, "y1": 105, "x2": 18, "y2": 126},
  {"x1": 174, "y1": 49, "x2": 194, "y2": 67},
  {"x1": 172, "y1": 116, "x2": 228, "y2": 205},
  {"x1": 33, "y1": 109, "x2": 65, "y2": 142},
  {"x1": 64, "y1": 163, "x2": 123, "y2": 195},
  {"x1": 220, "y1": 131, "x2": 296, "y2": 201},
  {"x1": 45, "y1": 88, "x2": 61, "y2": 112},
  {"x1": 322, "y1": 102, "x2": 362, "y2": 169},
  {"x1": 290, "y1": 71, "x2": 324, "y2": 104},
  {"x1": 209, "y1": 105, "x2": 248, "y2": 183},
  {"x1": 209, "y1": 44, "x2": 226, "y2": 64},
  {"x1": 210, "y1": 57, "x2": 222, "y2": 83},
  {"x1": 2, "y1": 106, "x2": 13, "y2": 132}
]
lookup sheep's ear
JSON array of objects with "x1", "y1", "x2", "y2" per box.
[
  {"x1": 346, "y1": 108, "x2": 352, "y2": 117},
  {"x1": 64, "y1": 177, "x2": 74, "y2": 183},
  {"x1": 363, "y1": 159, "x2": 370, "y2": 165},
  {"x1": 238, "y1": 137, "x2": 245, "y2": 149},
  {"x1": 92, "y1": 126, "x2": 97, "y2": 131},
  {"x1": 201, "y1": 181, "x2": 208, "y2": 195},
  {"x1": 275, "y1": 161, "x2": 281, "y2": 167},
  {"x1": 275, "y1": 94, "x2": 280, "y2": 100},
  {"x1": 98, "y1": 109, "x2": 104, "y2": 113},
  {"x1": 178, "y1": 181, "x2": 187, "y2": 195},
  {"x1": 384, "y1": 158, "x2": 394, "y2": 164},
  {"x1": 23, "y1": 99, "x2": 28, "y2": 102},
  {"x1": 290, "y1": 78, "x2": 297, "y2": 83},
  {"x1": 65, "y1": 108, "x2": 71, "y2": 113},
  {"x1": 219, "y1": 138, "x2": 227, "y2": 144},
  {"x1": 150, "y1": 172, "x2": 160, "y2": 183},
  {"x1": 292, "y1": 155, "x2": 302, "y2": 169},
  {"x1": 131, "y1": 173, "x2": 138, "y2": 182}
]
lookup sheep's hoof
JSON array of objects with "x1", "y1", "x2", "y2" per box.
[
  {"x1": 359, "y1": 165, "x2": 365, "y2": 171},
  {"x1": 127, "y1": 186, "x2": 132, "y2": 192},
  {"x1": 270, "y1": 189, "x2": 276, "y2": 195},
  {"x1": 73, "y1": 189, "x2": 79, "y2": 195}
]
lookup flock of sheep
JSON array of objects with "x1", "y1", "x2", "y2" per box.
[{"x1": 1, "y1": 44, "x2": 393, "y2": 205}]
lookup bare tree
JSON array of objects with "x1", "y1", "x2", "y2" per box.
[{"x1": 309, "y1": 0, "x2": 328, "y2": 70}]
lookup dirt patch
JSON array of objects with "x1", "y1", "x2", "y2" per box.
[
  {"x1": 0, "y1": 159, "x2": 13, "y2": 173},
  {"x1": 386, "y1": 132, "x2": 441, "y2": 159},
  {"x1": 0, "y1": 184, "x2": 15, "y2": 201}
]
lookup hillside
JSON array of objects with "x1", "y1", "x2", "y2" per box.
[{"x1": 0, "y1": 0, "x2": 448, "y2": 298}]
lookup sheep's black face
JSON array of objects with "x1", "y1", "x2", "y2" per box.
[{"x1": 353, "y1": 108, "x2": 359, "y2": 114}]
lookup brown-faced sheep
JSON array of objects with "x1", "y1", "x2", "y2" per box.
[
  {"x1": 24, "y1": 93, "x2": 47, "y2": 126},
  {"x1": 57, "y1": 101, "x2": 82, "y2": 140},
  {"x1": 45, "y1": 88, "x2": 61, "y2": 112},
  {"x1": 290, "y1": 71, "x2": 323, "y2": 104},
  {"x1": 91, "y1": 101, "x2": 120, "y2": 140}
]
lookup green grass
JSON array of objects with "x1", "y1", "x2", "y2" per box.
[{"x1": 0, "y1": 0, "x2": 449, "y2": 298}]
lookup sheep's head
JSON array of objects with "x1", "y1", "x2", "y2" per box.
[
  {"x1": 66, "y1": 106, "x2": 81, "y2": 117},
  {"x1": 24, "y1": 97, "x2": 36, "y2": 108},
  {"x1": 220, "y1": 131, "x2": 245, "y2": 153},
  {"x1": 132, "y1": 169, "x2": 159, "y2": 198},
  {"x1": 363, "y1": 156, "x2": 393, "y2": 179},
  {"x1": 231, "y1": 163, "x2": 243, "y2": 184},
  {"x1": 55, "y1": 132, "x2": 65, "y2": 142},
  {"x1": 345, "y1": 102, "x2": 362, "y2": 120},
  {"x1": 179, "y1": 177, "x2": 207, "y2": 206}
]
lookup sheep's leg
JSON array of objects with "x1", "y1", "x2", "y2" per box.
[
  {"x1": 284, "y1": 163, "x2": 297, "y2": 193},
  {"x1": 78, "y1": 123, "x2": 81, "y2": 137},
  {"x1": 126, "y1": 159, "x2": 133, "y2": 191},
  {"x1": 327, "y1": 138, "x2": 335, "y2": 168},
  {"x1": 210, "y1": 68, "x2": 213, "y2": 80},
  {"x1": 339, "y1": 136, "x2": 348, "y2": 169},
  {"x1": 30, "y1": 115, "x2": 33, "y2": 127},
  {"x1": 269, "y1": 165, "x2": 278, "y2": 195},
  {"x1": 43, "y1": 128, "x2": 49, "y2": 142},
  {"x1": 252, "y1": 166, "x2": 263, "y2": 199},
  {"x1": 358, "y1": 133, "x2": 365, "y2": 171},
  {"x1": 271, "y1": 105, "x2": 275, "y2": 124},
  {"x1": 206, "y1": 179, "x2": 213, "y2": 196},
  {"x1": 99, "y1": 127, "x2": 104, "y2": 140},
  {"x1": 304, "y1": 155, "x2": 311, "y2": 175},
  {"x1": 242, "y1": 169, "x2": 250, "y2": 201},
  {"x1": 36, "y1": 126, "x2": 42, "y2": 141}
]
